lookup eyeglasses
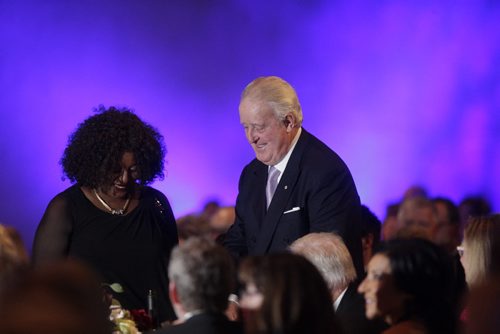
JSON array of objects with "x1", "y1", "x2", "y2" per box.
[{"x1": 456, "y1": 245, "x2": 464, "y2": 257}]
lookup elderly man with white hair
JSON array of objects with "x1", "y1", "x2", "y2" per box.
[
  {"x1": 290, "y1": 232, "x2": 387, "y2": 334},
  {"x1": 224, "y1": 76, "x2": 363, "y2": 276}
]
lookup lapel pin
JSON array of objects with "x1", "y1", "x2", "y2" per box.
[{"x1": 284, "y1": 185, "x2": 288, "y2": 190}]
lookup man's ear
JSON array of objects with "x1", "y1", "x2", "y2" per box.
[
  {"x1": 169, "y1": 280, "x2": 186, "y2": 320},
  {"x1": 169, "y1": 281, "x2": 180, "y2": 304},
  {"x1": 284, "y1": 113, "x2": 297, "y2": 132}
]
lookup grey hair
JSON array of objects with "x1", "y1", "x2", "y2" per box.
[
  {"x1": 241, "y1": 76, "x2": 303, "y2": 126},
  {"x1": 289, "y1": 232, "x2": 356, "y2": 291},
  {"x1": 168, "y1": 237, "x2": 234, "y2": 313}
]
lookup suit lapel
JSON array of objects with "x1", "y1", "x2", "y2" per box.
[
  {"x1": 251, "y1": 162, "x2": 268, "y2": 230},
  {"x1": 336, "y1": 284, "x2": 355, "y2": 315},
  {"x1": 253, "y1": 129, "x2": 310, "y2": 254}
]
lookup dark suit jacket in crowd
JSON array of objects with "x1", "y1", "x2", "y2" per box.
[
  {"x1": 336, "y1": 282, "x2": 389, "y2": 334},
  {"x1": 155, "y1": 312, "x2": 243, "y2": 334},
  {"x1": 224, "y1": 128, "x2": 363, "y2": 274}
]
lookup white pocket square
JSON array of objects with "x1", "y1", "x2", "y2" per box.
[{"x1": 283, "y1": 207, "x2": 301, "y2": 214}]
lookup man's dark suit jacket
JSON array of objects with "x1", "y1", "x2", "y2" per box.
[
  {"x1": 336, "y1": 282, "x2": 388, "y2": 334},
  {"x1": 224, "y1": 128, "x2": 363, "y2": 274},
  {"x1": 155, "y1": 313, "x2": 242, "y2": 334}
]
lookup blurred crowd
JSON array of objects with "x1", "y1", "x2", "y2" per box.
[{"x1": 0, "y1": 187, "x2": 498, "y2": 334}]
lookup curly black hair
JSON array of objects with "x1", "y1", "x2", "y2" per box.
[{"x1": 60, "y1": 106, "x2": 166, "y2": 188}]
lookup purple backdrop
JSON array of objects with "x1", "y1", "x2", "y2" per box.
[{"x1": 1, "y1": 0, "x2": 499, "y2": 252}]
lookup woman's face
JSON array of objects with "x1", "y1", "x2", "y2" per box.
[
  {"x1": 358, "y1": 253, "x2": 408, "y2": 324},
  {"x1": 240, "y1": 282, "x2": 264, "y2": 310},
  {"x1": 100, "y1": 152, "x2": 139, "y2": 199}
]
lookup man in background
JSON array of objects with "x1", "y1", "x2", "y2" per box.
[
  {"x1": 160, "y1": 237, "x2": 242, "y2": 334},
  {"x1": 290, "y1": 232, "x2": 387, "y2": 334}
]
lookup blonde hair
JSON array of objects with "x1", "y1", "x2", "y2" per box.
[
  {"x1": 240, "y1": 76, "x2": 303, "y2": 126},
  {"x1": 463, "y1": 215, "x2": 500, "y2": 286}
]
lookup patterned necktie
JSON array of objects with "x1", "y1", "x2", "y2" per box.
[{"x1": 266, "y1": 166, "x2": 281, "y2": 208}]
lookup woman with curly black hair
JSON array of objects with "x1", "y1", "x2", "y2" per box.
[{"x1": 33, "y1": 106, "x2": 178, "y2": 325}]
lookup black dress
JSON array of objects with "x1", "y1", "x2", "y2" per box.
[{"x1": 33, "y1": 184, "x2": 178, "y2": 322}]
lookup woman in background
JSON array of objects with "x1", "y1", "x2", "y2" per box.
[
  {"x1": 238, "y1": 252, "x2": 338, "y2": 334},
  {"x1": 33, "y1": 106, "x2": 178, "y2": 323},
  {"x1": 358, "y1": 238, "x2": 457, "y2": 334},
  {"x1": 458, "y1": 214, "x2": 500, "y2": 326},
  {"x1": 459, "y1": 214, "x2": 500, "y2": 287}
]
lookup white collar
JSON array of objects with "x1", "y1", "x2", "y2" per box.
[
  {"x1": 333, "y1": 287, "x2": 348, "y2": 311},
  {"x1": 271, "y1": 127, "x2": 302, "y2": 178},
  {"x1": 183, "y1": 309, "x2": 203, "y2": 321}
]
